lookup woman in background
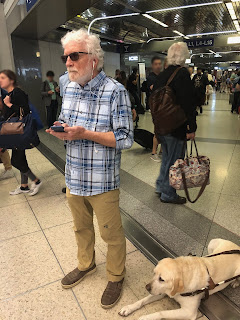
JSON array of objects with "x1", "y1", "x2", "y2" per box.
[{"x1": 0, "y1": 70, "x2": 42, "y2": 195}]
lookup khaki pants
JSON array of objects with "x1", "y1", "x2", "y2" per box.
[
  {"x1": 66, "y1": 188, "x2": 126, "y2": 282},
  {"x1": 0, "y1": 150, "x2": 12, "y2": 171}
]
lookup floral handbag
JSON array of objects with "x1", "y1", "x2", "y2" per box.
[{"x1": 169, "y1": 140, "x2": 210, "y2": 203}]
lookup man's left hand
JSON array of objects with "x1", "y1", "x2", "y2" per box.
[{"x1": 46, "y1": 124, "x2": 86, "y2": 141}]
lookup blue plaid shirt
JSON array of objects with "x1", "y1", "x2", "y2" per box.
[{"x1": 59, "y1": 71, "x2": 133, "y2": 196}]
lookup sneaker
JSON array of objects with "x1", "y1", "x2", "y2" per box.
[
  {"x1": 61, "y1": 264, "x2": 97, "y2": 289},
  {"x1": 29, "y1": 180, "x2": 42, "y2": 196},
  {"x1": 9, "y1": 186, "x2": 30, "y2": 195},
  {"x1": 101, "y1": 278, "x2": 124, "y2": 309},
  {"x1": 0, "y1": 169, "x2": 14, "y2": 180},
  {"x1": 150, "y1": 154, "x2": 161, "y2": 162}
]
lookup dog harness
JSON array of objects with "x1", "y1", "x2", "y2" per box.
[{"x1": 180, "y1": 250, "x2": 240, "y2": 300}]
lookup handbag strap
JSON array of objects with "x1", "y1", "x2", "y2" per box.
[
  {"x1": 190, "y1": 139, "x2": 199, "y2": 157},
  {"x1": 181, "y1": 170, "x2": 210, "y2": 204},
  {"x1": 166, "y1": 67, "x2": 183, "y2": 87},
  {"x1": 5, "y1": 112, "x2": 16, "y2": 122},
  {"x1": 181, "y1": 139, "x2": 209, "y2": 203}
]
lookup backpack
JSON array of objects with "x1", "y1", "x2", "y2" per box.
[{"x1": 149, "y1": 67, "x2": 187, "y2": 136}]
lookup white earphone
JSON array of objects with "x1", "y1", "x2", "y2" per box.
[{"x1": 93, "y1": 61, "x2": 95, "y2": 68}]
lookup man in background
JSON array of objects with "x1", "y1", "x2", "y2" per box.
[
  {"x1": 115, "y1": 69, "x2": 120, "y2": 79},
  {"x1": 146, "y1": 56, "x2": 163, "y2": 162},
  {"x1": 192, "y1": 67, "x2": 209, "y2": 114},
  {"x1": 41, "y1": 71, "x2": 60, "y2": 128}
]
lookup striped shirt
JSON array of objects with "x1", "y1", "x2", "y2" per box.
[{"x1": 59, "y1": 71, "x2": 133, "y2": 196}]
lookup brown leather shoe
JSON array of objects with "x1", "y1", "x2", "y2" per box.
[
  {"x1": 101, "y1": 278, "x2": 124, "y2": 309},
  {"x1": 61, "y1": 264, "x2": 96, "y2": 289}
]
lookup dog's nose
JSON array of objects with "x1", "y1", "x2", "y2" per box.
[{"x1": 146, "y1": 283, "x2": 151, "y2": 292}]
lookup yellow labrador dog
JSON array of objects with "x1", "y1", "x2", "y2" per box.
[{"x1": 119, "y1": 239, "x2": 240, "y2": 320}]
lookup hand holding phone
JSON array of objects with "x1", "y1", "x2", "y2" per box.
[{"x1": 50, "y1": 126, "x2": 65, "y2": 132}]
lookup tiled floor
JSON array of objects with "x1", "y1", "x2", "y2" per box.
[{"x1": 0, "y1": 149, "x2": 207, "y2": 320}]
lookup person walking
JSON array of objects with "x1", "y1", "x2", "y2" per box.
[
  {"x1": 127, "y1": 67, "x2": 144, "y2": 114},
  {"x1": 231, "y1": 70, "x2": 240, "y2": 113},
  {"x1": 0, "y1": 86, "x2": 14, "y2": 180},
  {"x1": 46, "y1": 29, "x2": 133, "y2": 308},
  {"x1": 41, "y1": 71, "x2": 60, "y2": 128},
  {"x1": 0, "y1": 70, "x2": 42, "y2": 195},
  {"x1": 153, "y1": 42, "x2": 197, "y2": 204},
  {"x1": 220, "y1": 71, "x2": 227, "y2": 93},
  {"x1": 192, "y1": 67, "x2": 209, "y2": 114}
]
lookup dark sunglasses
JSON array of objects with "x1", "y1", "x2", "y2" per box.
[{"x1": 61, "y1": 51, "x2": 92, "y2": 63}]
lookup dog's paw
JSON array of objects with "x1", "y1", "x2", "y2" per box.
[
  {"x1": 119, "y1": 305, "x2": 135, "y2": 317},
  {"x1": 231, "y1": 280, "x2": 240, "y2": 289}
]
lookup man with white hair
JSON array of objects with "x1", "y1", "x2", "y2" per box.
[{"x1": 46, "y1": 29, "x2": 133, "y2": 308}]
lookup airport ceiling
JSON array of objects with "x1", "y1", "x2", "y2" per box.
[{"x1": 58, "y1": 0, "x2": 240, "y2": 44}]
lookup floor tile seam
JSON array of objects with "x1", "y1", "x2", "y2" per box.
[
  {"x1": 124, "y1": 283, "x2": 150, "y2": 314},
  {"x1": 25, "y1": 200, "x2": 88, "y2": 319},
  {"x1": 0, "y1": 199, "x2": 29, "y2": 209},
  {"x1": 0, "y1": 278, "x2": 62, "y2": 302},
  {"x1": 69, "y1": 290, "x2": 87, "y2": 320},
  {"x1": 0, "y1": 229, "x2": 41, "y2": 244}
]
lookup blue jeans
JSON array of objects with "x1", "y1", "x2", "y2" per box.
[{"x1": 156, "y1": 135, "x2": 185, "y2": 201}]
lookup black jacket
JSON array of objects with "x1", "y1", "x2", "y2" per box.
[
  {"x1": 3, "y1": 87, "x2": 30, "y2": 121},
  {"x1": 153, "y1": 65, "x2": 197, "y2": 139}
]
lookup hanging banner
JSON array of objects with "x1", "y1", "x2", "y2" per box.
[
  {"x1": 26, "y1": 0, "x2": 39, "y2": 12},
  {"x1": 184, "y1": 38, "x2": 214, "y2": 48}
]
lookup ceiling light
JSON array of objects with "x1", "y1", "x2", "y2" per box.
[
  {"x1": 227, "y1": 36, "x2": 240, "y2": 43},
  {"x1": 142, "y1": 14, "x2": 168, "y2": 27},
  {"x1": 147, "y1": 36, "x2": 181, "y2": 43},
  {"x1": 88, "y1": 12, "x2": 140, "y2": 33},
  {"x1": 146, "y1": 1, "x2": 223, "y2": 14},
  {"x1": 226, "y1": 2, "x2": 237, "y2": 19},
  {"x1": 233, "y1": 20, "x2": 240, "y2": 31},
  {"x1": 187, "y1": 30, "x2": 236, "y2": 37},
  {"x1": 209, "y1": 49, "x2": 216, "y2": 54},
  {"x1": 173, "y1": 30, "x2": 189, "y2": 39}
]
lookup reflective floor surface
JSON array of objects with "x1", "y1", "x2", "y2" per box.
[{"x1": 0, "y1": 148, "x2": 208, "y2": 320}]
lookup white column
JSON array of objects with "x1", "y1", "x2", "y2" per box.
[{"x1": 0, "y1": 3, "x2": 14, "y2": 70}]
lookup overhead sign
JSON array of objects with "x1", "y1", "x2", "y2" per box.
[
  {"x1": 26, "y1": 0, "x2": 39, "y2": 12},
  {"x1": 184, "y1": 38, "x2": 214, "y2": 48}
]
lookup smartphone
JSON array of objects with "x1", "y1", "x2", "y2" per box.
[{"x1": 50, "y1": 126, "x2": 65, "y2": 132}]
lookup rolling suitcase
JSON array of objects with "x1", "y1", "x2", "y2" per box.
[{"x1": 134, "y1": 129, "x2": 154, "y2": 149}]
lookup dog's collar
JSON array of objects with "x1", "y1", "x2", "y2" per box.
[{"x1": 181, "y1": 250, "x2": 240, "y2": 300}]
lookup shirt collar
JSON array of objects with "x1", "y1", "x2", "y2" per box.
[{"x1": 84, "y1": 70, "x2": 106, "y2": 90}]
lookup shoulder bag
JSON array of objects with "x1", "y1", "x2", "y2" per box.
[
  {"x1": 149, "y1": 67, "x2": 187, "y2": 136},
  {"x1": 169, "y1": 139, "x2": 210, "y2": 203},
  {"x1": 0, "y1": 107, "x2": 40, "y2": 150}
]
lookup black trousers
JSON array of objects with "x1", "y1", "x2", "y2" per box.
[
  {"x1": 232, "y1": 91, "x2": 240, "y2": 113},
  {"x1": 11, "y1": 149, "x2": 36, "y2": 184},
  {"x1": 46, "y1": 100, "x2": 58, "y2": 128}
]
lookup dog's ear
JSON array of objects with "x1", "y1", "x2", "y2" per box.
[{"x1": 170, "y1": 277, "x2": 184, "y2": 296}]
